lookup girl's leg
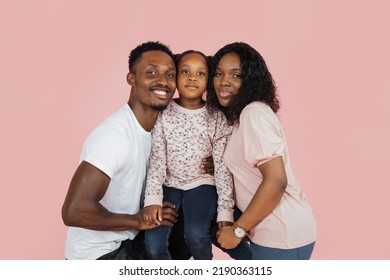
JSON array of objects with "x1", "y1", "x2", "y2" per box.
[
  {"x1": 182, "y1": 184, "x2": 217, "y2": 260},
  {"x1": 144, "y1": 186, "x2": 183, "y2": 260},
  {"x1": 250, "y1": 241, "x2": 316, "y2": 260}
]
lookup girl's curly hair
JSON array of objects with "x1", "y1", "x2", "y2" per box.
[{"x1": 207, "y1": 42, "x2": 279, "y2": 125}]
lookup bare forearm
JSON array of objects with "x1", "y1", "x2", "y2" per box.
[
  {"x1": 236, "y1": 157, "x2": 287, "y2": 232},
  {"x1": 62, "y1": 201, "x2": 142, "y2": 231},
  {"x1": 236, "y1": 179, "x2": 285, "y2": 231}
]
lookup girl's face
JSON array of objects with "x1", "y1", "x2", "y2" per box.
[
  {"x1": 213, "y1": 52, "x2": 242, "y2": 108},
  {"x1": 177, "y1": 53, "x2": 208, "y2": 101}
]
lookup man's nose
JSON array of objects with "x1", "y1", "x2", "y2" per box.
[{"x1": 156, "y1": 74, "x2": 169, "y2": 85}]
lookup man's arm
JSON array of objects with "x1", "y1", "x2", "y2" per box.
[{"x1": 62, "y1": 161, "x2": 177, "y2": 231}]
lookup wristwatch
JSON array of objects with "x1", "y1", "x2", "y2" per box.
[{"x1": 233, "y1": 224, "x2": 249, "y2": 238}]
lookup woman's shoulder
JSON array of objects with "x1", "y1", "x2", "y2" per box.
[
  {"x1": 240, "y1": 101, "x2": 281, "y2": 129},
  {"x1": 242, "y1": 101, "x2": 274, "y2": 117}
]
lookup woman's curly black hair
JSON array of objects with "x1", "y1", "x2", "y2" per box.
[{"x1": 207, "y1": 42, "x2": 279, "y2": 125}]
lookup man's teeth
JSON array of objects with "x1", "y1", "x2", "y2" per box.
[{"x1": 153, "y1": 90, "x2": 167, "y2": 96}]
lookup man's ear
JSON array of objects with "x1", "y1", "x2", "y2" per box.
[{"x1": 127, "y1": 72, "x2": 135, "y2": 86}]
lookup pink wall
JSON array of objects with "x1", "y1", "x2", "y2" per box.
[{"x1": 1, "y1": 0, "x2": 389, "y2": 259}]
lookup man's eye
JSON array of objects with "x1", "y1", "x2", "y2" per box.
[
  {"x1": 167, "y1": 73, "x2": 175, "y2": 79},
  {"x1": 146, "y1": 71, "x2": 157, "y2": 75}
]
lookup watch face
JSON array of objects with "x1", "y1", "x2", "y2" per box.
[{"x1": 234, "y1": 226, "x2": 246, "y2": 238}]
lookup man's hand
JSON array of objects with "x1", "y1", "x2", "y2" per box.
[
  {"x1": 160, "y1": 201, "x2": 178, "y2": 226},
  {"x1": 200, "y1": 156, "x2": 214, "y2": 175}
]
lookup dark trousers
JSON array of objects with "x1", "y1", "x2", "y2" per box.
[
  {"x1": 97, "y1": 207, "x2": 191, "y2": 260},
  {"x1": 145, "y1": 185, "x2": 218, "y2": 260}
]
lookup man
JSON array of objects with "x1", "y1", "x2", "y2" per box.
[{"x1": 62, "y1": 41, "x2": 190, "y2": 260}]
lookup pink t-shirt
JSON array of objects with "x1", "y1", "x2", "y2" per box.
[{"x1": 224, "y1": 102, "x2": 317, "y2": 249}]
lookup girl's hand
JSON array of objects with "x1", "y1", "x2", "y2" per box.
[{"x1": 143, "y1": 205, "x2": 163, "y2": 226}]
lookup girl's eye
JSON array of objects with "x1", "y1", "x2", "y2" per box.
[
  {"x1": 181, "y1": 69, "x2": 189, "y2": 74},
  {"x1": 197, "y1": 72, "x2": 205, "y2": 76}
]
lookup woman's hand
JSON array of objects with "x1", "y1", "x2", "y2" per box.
[
  {"x1": 200, "y1": 156, "x2": 214, "y2": 174},
  {"x1": 218, "y1": 221, "x2": 233, "y2": 229},
  {"x1": 216, "y1": 226, "x2": 242, "y2": 249}
]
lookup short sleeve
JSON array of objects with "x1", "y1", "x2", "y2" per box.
[
  {"x1": 81, "y1": 127, "x2": 132, "y2": 178},
  {"x1": 241, "y1": 103, "x2": 284, "y2": 167}
]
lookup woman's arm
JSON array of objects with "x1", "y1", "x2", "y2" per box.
[{"x1": 217, "y1": 156, "x2": 287, "y2": 249}]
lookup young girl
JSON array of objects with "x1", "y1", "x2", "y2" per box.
[{"x1": 143, "y1": 50, "x2": 234, "y2": 260}]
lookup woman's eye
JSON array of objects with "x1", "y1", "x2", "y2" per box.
[
  {"x1": 215, "y1": 72, "x2": 222, "y2": 77},
  {"x1": 232, "y1": 74, "x2": 241, "y2": 78}
]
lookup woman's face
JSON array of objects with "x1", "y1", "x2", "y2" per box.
[{"x1": 213, "y1": 52, "x2": 242, "y2": 107}]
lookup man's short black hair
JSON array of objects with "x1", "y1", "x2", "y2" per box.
[{"x1": 128, "y1": 41, "x2": 174, "y2": 73}]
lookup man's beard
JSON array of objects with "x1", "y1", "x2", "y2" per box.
[{"x1": 151, "y1": 103, "x2": 168, "y2": 112}]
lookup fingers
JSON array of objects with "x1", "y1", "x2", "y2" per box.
[
  {"x1": 159, "y1": 219, "x2": 174, "y2": 227},
  {"x1": 204, "y1": 156, "x2": 213, "y2": 162},
  {"x1": 162, "y1": 201, "x2": 176, "y2": 209},
  {"x1": 217, "y1": 227, "x2": 240, "y2": 249},
  {"x1": 162, "y1": 202, "x2": 178, "y2": 218},
  {"x1": 142, "y1": 206, "x2": 161, "y2": 226},
  {"x1": 141, "y1": 220, "x2": 156, "y2": 230},
  {"x1": 200, "y1": 157, "x2": 214, "y2": 175},
  {"x1": 141, "y1": 204, "x2": 178, "y2": 229},
  {"x1": 160, "y1": 211, "x2": 178, "y2": 224},
  {"x1": 218, "y1": 221, "x2": 233, "y2": 229}
]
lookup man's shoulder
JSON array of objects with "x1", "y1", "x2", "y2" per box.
[
  {"x1": 85, "y1": 105, "x2": 134, "y2": 145},
  {"x1": 93, "y1": 105, "x2": 133, "y2": 132}
]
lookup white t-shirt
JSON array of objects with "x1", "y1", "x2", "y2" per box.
[{"x1": 64, "y1": 104, "x2": 151, "y2": 260}]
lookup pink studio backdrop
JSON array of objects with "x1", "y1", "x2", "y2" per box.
[{"x1": 1, "y1": 0, "x2": 389, "y2": 259}]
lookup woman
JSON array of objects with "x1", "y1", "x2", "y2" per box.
[{"x1": 208, "y1": 42, "x2": 317, "y2": 260}]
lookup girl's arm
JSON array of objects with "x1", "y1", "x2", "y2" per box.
[
  {"x1": 213, "y1": 112, "x2": 234, "y2": 224},
  {"x1": 144, "y1": 115, "x2": 168, "y2": 225}
]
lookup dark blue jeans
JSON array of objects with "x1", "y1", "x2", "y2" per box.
[
  {"x1": 250, "y1": 241, "x2": 315, "y2": 260},
  {"x1": 145, "y1": 185, "x2": 217, "y2": 260}
]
